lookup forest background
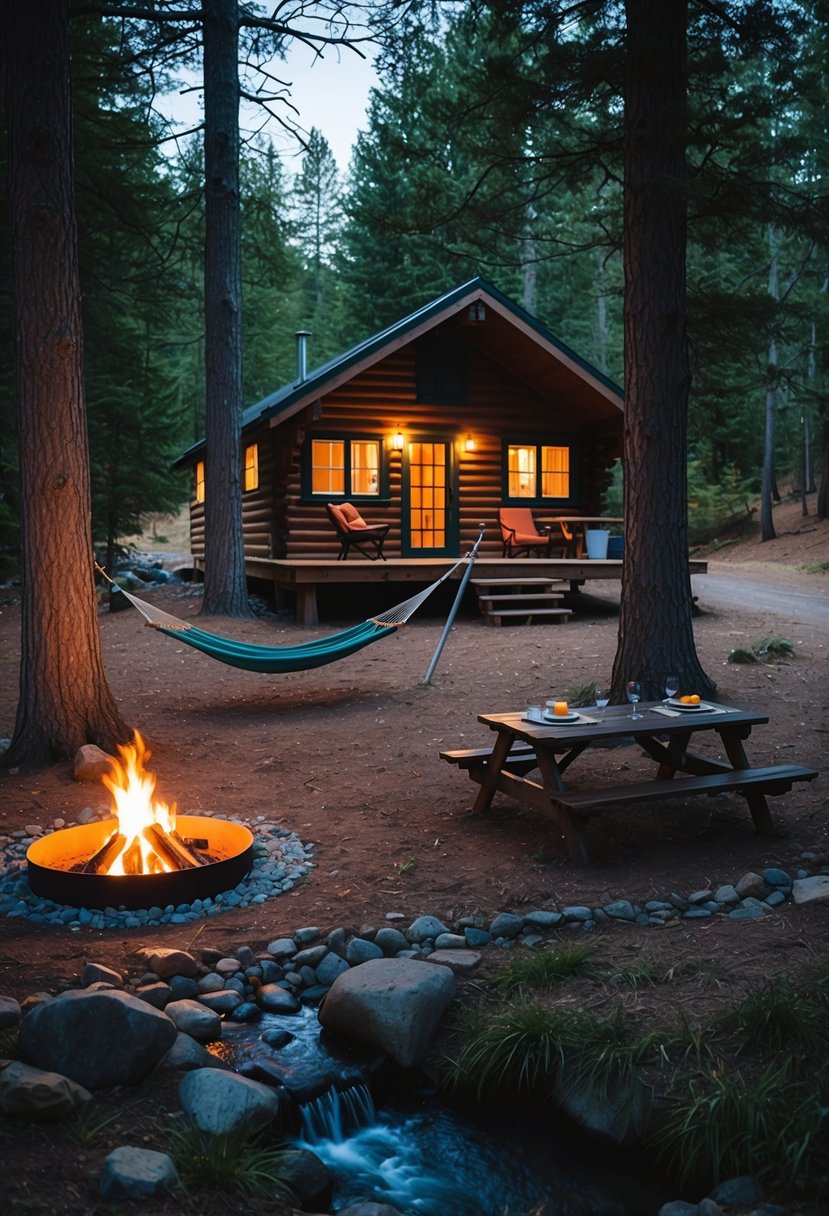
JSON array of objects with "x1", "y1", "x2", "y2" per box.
[{"x1": 0, "y1": 0, "x2": 826, "y2": 576}]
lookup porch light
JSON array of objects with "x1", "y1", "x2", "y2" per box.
[
  {"x1": 392, "y1": 431, "x2": 404, "y2": 450},
  {"x1": 464, "y1": 435, "x2": 476, "y2": 453}
]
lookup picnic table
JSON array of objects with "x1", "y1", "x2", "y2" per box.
[{"x1": 440, "y1": 701, "x2": 818, "y2": 865}]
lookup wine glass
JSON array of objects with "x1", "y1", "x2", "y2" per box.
[
  {"x1": 665, "y1": 675, "x2": 679, "y2": 701},
  {"x1": 594, "y1": 687, "x2": 610, "y2": 715},
  {"x1": 625, "y1": 680, "x2": 642, "y2": 719}
]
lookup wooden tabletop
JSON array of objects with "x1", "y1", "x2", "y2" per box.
[{"x1": 478, "y1": 702, "x2": 768, "y2": 743}]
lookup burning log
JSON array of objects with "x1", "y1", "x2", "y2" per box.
[
  {"x1": 142, "y1": 824, "x2": 207, "y2": 871},
  {"x1": 74, "y1": 830, "x2": 126, "y2": 874},
  {"x1": 122, "y1": 839, "x2": 144, "y2": 875}
]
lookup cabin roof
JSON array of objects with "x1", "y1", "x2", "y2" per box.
[{"x1": 174, "y1": 276, "x2": 623, "y2": 467}]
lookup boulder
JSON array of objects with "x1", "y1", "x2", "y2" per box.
[
  {"x1": 792, "y1": 875, "x2": 829, "y2": 906},
  {"x1": 81, "y1": 963, "x2": 123, "y2": 988},
  {"x1": 19, "y1": 989, "x2": 176, "y2": 1090},
  {"x1": 318, "y1": 957, "x2": 455, "y2": 1069},
  {"x1": 179, "y1": 1067, "x2": 281, "y2": 1135},
  {"x1": 99, "y1": 1146, "x2": 180, "y2": 1198},
  {"x1": 0, "y1": 1059, "x2": 92, "y2": 1120}
]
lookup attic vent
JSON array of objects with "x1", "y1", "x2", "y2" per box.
[{"x1": 295, "y1": 331, "x2": 312, "y2": 383}]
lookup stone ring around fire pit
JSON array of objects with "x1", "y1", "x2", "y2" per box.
[{"x1": 27, "y1": 815, "x2": 255, "y2": 911}]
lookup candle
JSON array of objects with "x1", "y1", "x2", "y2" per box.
[{"x1": 554, "y1": 701, "x2": 569, "y2": 716}]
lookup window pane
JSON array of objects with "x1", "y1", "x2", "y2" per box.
[
  {"x1": 350, "y1": 440, "x2": 380, "y2": 496},
  {"x1": 244, "y1": 443, "x2": 259, "y2": 492},
  {"x1": 541, "y1": 446, "x2": 570, "y2": 498},
  {"x1": 311, "y1": 439, "x2": 345, "y2": 495},
  {"x1": 195, "y1": 460, "x2": 205, "y2": 504},
  {"x1": 508, "y1": 445, "x2": 536, "y2": 497}
]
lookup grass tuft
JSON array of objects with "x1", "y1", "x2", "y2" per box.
[
  {"x1": 168, "y1": 1120, "x2": 296, "y2": 1198},
  {"x1": 489, "y1": 942, "x2": 598, "y2": 994}
]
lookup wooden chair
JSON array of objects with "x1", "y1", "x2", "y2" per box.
[
  {"x1": 326, "y1": 502, "x2": 390, "y2": 561},
  {"x1": 498, "y1": 507, "x2": 556, "y2": 557}
]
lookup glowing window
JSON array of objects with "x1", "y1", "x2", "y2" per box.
[
  {"x1": 507, "y1": 445, "x2": 536, "y2": 498},
  {"x1": 311, "y1": 439, "x2": 345, "y2": 495},
  {"x1": 541, "y1": 446, "x2": 570, "y2": 498},
  {"x1": 243, "y1": 443, "x2": 259, "y2": 492},
  {"x1": 195, "y1": 460, "x2": 205, "y2": 504},
  {"x1": 350, "y1": 440, "x2": 380, "y2": 496}
]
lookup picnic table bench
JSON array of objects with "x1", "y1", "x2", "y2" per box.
[{"x1": 440, "y1": 702, "x2": 818, "y2": 865}]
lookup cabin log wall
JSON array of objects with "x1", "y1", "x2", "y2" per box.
[{"x1": 189, "y1": 328, "x2": 622, "y2": 565}]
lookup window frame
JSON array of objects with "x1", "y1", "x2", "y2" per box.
[
  {"x1": 302, "y1": 432, "x2": 390, "y2": 503},
  {"x1": 501, "y1": 439, "x2": 579, "y2": 506}
]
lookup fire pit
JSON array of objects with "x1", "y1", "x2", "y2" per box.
[{"x1": 26, "y1": 732, "x2": 254, "y2": 910}]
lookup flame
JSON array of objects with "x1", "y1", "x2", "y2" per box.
[{"x1": 101, "y1": 731, "x2": 177, "y2": 875}]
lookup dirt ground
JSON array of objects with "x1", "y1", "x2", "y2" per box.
[
  {"x1": 0, "y1": 499, "x2": 827, "y2": 1212},
  {"x1": 0, "y1": 498, "x2": 827, "y2": 994}
]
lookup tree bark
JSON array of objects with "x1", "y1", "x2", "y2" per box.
[
  {"x1": 2, "y1": 0, "x2": 131, "y2": 768},
  {"x1": 612, "y1": 0, "x2": 714, "y2": 702},
  {"x1": 760, "y1": 224, "x2": 779, "y2": 541},
  {"x1": 201, "y1": 0, "x2": 251, "y2": 617}
]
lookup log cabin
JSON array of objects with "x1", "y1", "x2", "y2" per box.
[{"x1": 174, "y1": 277, "x2": 632, "y2": 624}]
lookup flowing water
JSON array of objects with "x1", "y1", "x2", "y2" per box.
[{"x1": 220, "y1": 1007, "x2": 661, "y2": 1216}]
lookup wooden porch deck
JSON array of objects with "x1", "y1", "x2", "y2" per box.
[{"x1": 232, "y1": 556, "x2": 709, "y2": 627}]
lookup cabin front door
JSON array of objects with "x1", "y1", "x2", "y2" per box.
[{"x1": 401, "y1": 437, "x2": 457, "y2": 557}]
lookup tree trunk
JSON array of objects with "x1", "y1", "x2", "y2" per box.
[
  {"x1": 760, "y1": 224, "x2": 779, "y2": 541},
  {"x1": 201, "y1": 0, "x2": 251, "y2": 617},
  {"x1": 818, "y1": 417, "x2": 829, "y2": 519},
  {"x1": 2, "y1": 0, "x2": 130, "y2": 768},
  {"x1": 612, "y1": 0, "x2": 714, "y2": 702}
]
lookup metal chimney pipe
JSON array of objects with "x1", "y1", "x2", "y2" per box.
[{"x1": 295, "y1": 331, "x2": 311, "y2": 383}]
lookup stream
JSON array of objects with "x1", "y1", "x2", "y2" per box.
[{"x1": 218, "y1": 1006, "x2": 665, "y2": 1216}]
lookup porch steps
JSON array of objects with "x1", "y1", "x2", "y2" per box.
[{"x1": 470, "y1": 577, "x2": 572, "y2": 627}]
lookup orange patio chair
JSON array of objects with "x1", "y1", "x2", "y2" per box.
[
  {"x1": 326, "y1": 502, "x2": 390, "y2": 561},
  {"x1": 498, "y1": 507, "x2": 554, "y2": 558}
]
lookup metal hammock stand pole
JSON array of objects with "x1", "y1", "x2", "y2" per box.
[{"x1": 422, "y1": 525, "x2": 485, "y2": 685}]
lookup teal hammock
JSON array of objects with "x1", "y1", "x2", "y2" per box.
[{"x1": 99, "y1": 539, "x2": 481, "y2": 675}]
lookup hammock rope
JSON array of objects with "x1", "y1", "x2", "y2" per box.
[{"x1": 95, "y1": 531, "x2": 483, "y2": 675}]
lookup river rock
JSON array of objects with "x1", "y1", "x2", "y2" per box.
[
  {"x1": 277, "y1": 1147, "x2": 334, "y2": 1209},
  {"x1": 0, "y1": 1060, "x2": 92, "y2": 1119},
  {"x1": 257, "y1": 983, "x2": 302, "y2": 1014},
  {"x1": 100, "y1": 1146, "x2": 180, "y2": 1198},
  {"x1": 81, "y1": 963, "x2": 123, "y2": 987},
  {"x1": 406, "y1": 915, "x2": 448, "y2": 943},
  {"x1": 792, "y1": 875, "x2": 829, "y2": 906},
  {"x1": 73, "y1": 744, "x2": 115, "y2": 782},
  {"x1": 338, "y1": 1204, "x2": 407, "y2": 1216},
  {"x1": 133, "y1": 947, "x2": 200, "y2": 978},
  {"x1": 19, "y1": 989, "x2": 177, "y2": 1089},
  {"x1": 0, "y1": 995, "x2": 21, "y2": 1029},
  {"x1": 179, "y1": 1067, "x2": 280, "y2": 1135},
  {"x1": 161, "y1": 1030, "x2": 226, "y2": 1072},
  {"x1": 318, "y1": 957, "x2": 455, "y2": 1069},
  {"x1": 164, "y1": 998, "x2": 221, "y2": 1043}
]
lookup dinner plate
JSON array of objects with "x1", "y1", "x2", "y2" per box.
[
  {"x1": 666, "y1": 698, "x2": 708, "y2": 712},
  {"x1": 541, "y1": 711, "x2": 581, "y2": 723}
]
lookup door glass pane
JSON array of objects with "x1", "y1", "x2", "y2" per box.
[
  {"x1": 541, "y1": 445, "x2": 570, "y2": 498},
  {"x1": 408, "y1": 441, "x2": 446, "y2": 549},
  {"x1": 311, "y1": 439, "x2": 345, "y2": 495},
  {"x1": 351, "y1": 440, "x2": 380, "y2": 496},
  {"x1": 508, "y1": 445, "x2": 536, "y2": 497}
]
